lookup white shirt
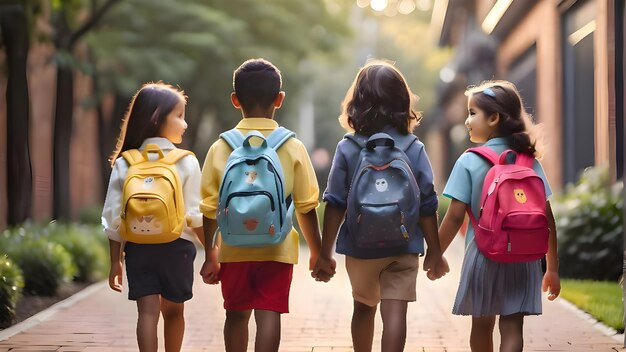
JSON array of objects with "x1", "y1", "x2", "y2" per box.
[{"x1": 101, "y1": 137, "x2": 203, "y2": 243}]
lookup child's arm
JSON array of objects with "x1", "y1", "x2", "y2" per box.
[
  {"x1": 419, "y1": 214, "x2": 442, "y2": 278},
  {"x1": 438, "y1": 199, "x2": 467, "y2": 252},
  {"x1": 312, "y1": 203, "x2": 344, "y2": 282},
  {"x1": 193, "y1": 227, "x2": 205, "y2": 247},
  {"x1": 295, "y1": 209, "x2": 322, "y2": 271},
  {"x1": 108, "y1": 239, "x2": 123, "y2": 292},
  {"x1": 542, "y1": 201, "x2": 560, "y2": 300},
  {"x1": 429, "y1": 199, "x2": 466, "y2": 279},
  {"x1": 199, "y1": 216, "x2": 220, "y2": 285}
]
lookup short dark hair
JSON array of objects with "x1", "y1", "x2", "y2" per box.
[
  {"x1": 233, "y1": 58, "x2": 282, "y2": 111},
  {"x1": 339, "y1": 61, "x2": 421, "y2": 136},
  {"x1": 109, "y1": 82, "x2": 186, "y2": 166}
]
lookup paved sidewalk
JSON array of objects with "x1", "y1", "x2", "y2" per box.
[{"x1": 0, "y1": 237, "x2": 623, "y2": 351}]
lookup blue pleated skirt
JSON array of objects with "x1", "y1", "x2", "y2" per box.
[{"x1": 452, "y1": 239, "x2": 543, "y2": 317}]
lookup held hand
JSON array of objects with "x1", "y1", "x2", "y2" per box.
[
  {"x1": 309, "y1": 250, "x2": 321, "y2": 271},
  {"x1": 109, "y1": 261, "x2": 123, "y2": 292},
  {"x1": 426, "y1": 256, "x2": 450, "y2": 281},
  {"x1": 311, "y1": 256, "x2": 336, "y2": 283},
  {"x1": 200, "y1": 260, "x2": 221, "y2": 285},
  {"x1": 542, "y1": 271, "x2": 561, "y2": 301},
  {"x1": 422, "y1": 248, "x2": 441, "y2": 274}
]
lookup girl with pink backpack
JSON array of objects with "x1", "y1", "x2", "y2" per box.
[{"x1": 432, "y1": 80, "x2": 561, "y2": 352}]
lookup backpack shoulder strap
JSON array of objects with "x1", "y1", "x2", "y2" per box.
[
  {"x1": 266, "y1": 127, "x2": 295, "y2": 150},
  {"x1": 121, "y1": 149, "x2": 145, "y2": 166},
  {"x1": 394, "y1": 133, "x2": 418, "y2": 152},
  {"x1": 219, "y1": 129, "x2": 245, "y2": 150},
  {"x1": 344, "y1": 133, "x2": 367, "y2": 149},
  {"x1": 467, "y1": 146, "x2": 500, "y2": 165},
  {"x1": 161, "y1": 148, "x2": 194, "y2": 165}
]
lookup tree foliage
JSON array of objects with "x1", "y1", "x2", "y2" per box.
[{"x1": 88, "y1": 0, "x2": 351, "y2": 152}]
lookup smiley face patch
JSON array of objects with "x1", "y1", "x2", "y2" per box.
[{"x1": 514, "y1": 189, "x2": 527, "y2": 203}]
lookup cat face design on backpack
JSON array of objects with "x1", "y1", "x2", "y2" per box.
[
  {"x1": 375, "y1": 178, "x2": 388, "y2": 192},
  {"x1": 514, "y1": 189, "x2": 527, "y2": 203},
  {"x1": 129, "y1": 215, "x2": 163, "y2": 235},
  {"x1": 245, "y1": 170, "x2": 257, "y2": 184}
]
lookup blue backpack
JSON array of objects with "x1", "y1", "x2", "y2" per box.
[
  {"x1": 345, "y1": 132, "x2": 421, "y2": 249},
  {"x1": 216, "y1": 127, "x2": 295, "y2": 247}
]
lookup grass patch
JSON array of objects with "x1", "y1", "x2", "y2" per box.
[{"x1": 560, "y1": 279, "x2": 624, "y2": 332}]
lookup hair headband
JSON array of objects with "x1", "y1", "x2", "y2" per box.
[{"x1": 482, "y1": 88, "x2": 496, "y2": 97}]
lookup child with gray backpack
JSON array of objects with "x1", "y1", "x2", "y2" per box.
[{"x1": 312, "y1": 61, "x2": 442, "y2": 352}]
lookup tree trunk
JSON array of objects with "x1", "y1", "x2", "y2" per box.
[
  {"x1": 1, "y1": 5, "x2": 32, "y2": 225},
  {"x1": 52, "y1": 61, "x2": 73, "y2": 220},
  {"x1": 51, "y1": 0, "x2": 121, "y2": 220},
  {"x1": 97, "y1": 92, "x2": 126, "y2": 194}
]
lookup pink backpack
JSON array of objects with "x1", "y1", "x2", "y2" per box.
[{"x1": 466, "y1": 147, "x2": 549, "y2": 263}]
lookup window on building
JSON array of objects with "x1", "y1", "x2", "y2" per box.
[
  {"x1": 562, "y1": 0, "x2": 596, "y2": 185},
  {"x1": 508, "y1": 44, "x2": 537, "y2": 119}
]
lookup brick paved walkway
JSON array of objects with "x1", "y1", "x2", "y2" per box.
[{"x1": 0, "y1": 237, "x2": 623, "y2": 351}]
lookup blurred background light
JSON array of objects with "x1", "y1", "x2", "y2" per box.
[
  {"x1": 415, "y1": 0, "x2": 432, "y2": 11},
  {"x1": 385, "y1": 0, "x2": 399, "y2": 17},
  {"x1": 370, "y1": 0, "x2": 388, "y2": 12},
  {"x1": 397, "y1": 0, "x2": 416, "y2": 14},
  {"x1": 568, "y1": 20, "x2": 596, "y2": 46},
  {"x1": 481, "y1": 0, "x2": 513, "y2": 34},
  {"x1": 439, "y1": 66, "x2": 456, "y2": 83},
  {"x1": 356, "y1": 0, "x2": 371, "y2": 8},
  {"x1": 450, "y1": 123, "x2": 468, "y2": 145}
]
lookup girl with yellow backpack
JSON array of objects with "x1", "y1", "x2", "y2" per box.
[{"x1": 102, "y1": 82, "x2": 204, "y2": 352}]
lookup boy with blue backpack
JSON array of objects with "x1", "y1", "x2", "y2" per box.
[{"x1": 199, "y1": 58, "x2": 322, "y2": 352}]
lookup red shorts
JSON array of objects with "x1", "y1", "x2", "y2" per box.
[{"x1": 219, "y1": 261, "x2": 293, "y2": 313}]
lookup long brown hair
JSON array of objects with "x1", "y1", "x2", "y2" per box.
[
  {"x1": 109, "y1": 82, "x2": 186, "y2": 166},
  {"x1": 465, "y1": 80, "x2": 538, "y2": 157},
  {"x1": 339, "y1": 61, "x2": 421, "y2": 136}
]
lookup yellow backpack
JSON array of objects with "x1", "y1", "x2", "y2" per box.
[{"x1": 120, "y1": 144, "x2": 193, "y2": 244}]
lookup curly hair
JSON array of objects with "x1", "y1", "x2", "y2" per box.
[{"x1": 339, "y1": 61, "x2": 421, "y2": 136}]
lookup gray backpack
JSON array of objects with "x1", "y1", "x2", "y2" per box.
[{"x1": 345, "y1": 132, "x2": 421, "y2": 249}]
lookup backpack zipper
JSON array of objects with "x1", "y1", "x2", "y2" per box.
[
  {"x1": 225, "y1": 191, "x2": 275, "y2": 211},
  {"x1": 480, "y1": 177, "x2": 499, "y2": 217}
]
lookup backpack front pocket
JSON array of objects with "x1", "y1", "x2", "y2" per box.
[
  {"x1": 501, "y1": 211, "x2": 549, "y2": 257},
  {"x1": 225, "y1": 191, "x2": 275, "y2": 236},
  {"x1": 125, "y1": 196, "x2": 171, "y2": 236},
  {"x1": 355, "y1": 203, "x2": 409, "y2": 248}
]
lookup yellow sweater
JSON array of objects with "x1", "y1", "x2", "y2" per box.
[{"x1": 200, "y1": 118, "x2": 319, "y2": 264}]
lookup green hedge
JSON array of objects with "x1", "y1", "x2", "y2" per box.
[
  {"x1": 5, "y1": 237, "x2": 76, "y2": 296},
  {"x1": 553, "y1": 167, "x2": 624, "y2": 280},
  {"x1": 0, "y1": 222, "x2": 108, "y2": 296},
  {"x1": 0, "y1": 255, "x2": 24, "y2": 328},
  {"x1": 47, "y1": 224, "x2": 108, "y2": 282}
]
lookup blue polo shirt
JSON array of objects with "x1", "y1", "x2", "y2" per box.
[
  {"x1": 443, "y1": 137, "x2": 552, "y2": 247},
  {"x1": 323, "y1": 126, "x2": 438, "y2": 259}
]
